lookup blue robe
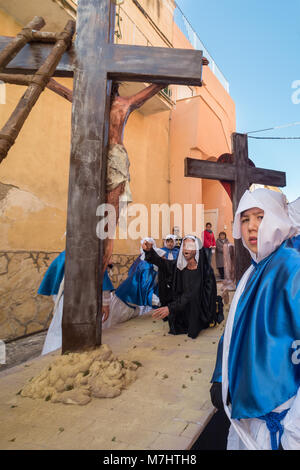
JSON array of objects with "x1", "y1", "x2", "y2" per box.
[
  {"x1": 217, "y1": 240, "x2": 300, "y2": 420},
  {"x1": 290, "y1": 234, "x2": 300, "y2": 251},
  {"x1": 38, "y1": 251, "x2": 113, "y2": 295},
  {"x1": 115, "y1": 256, "x2": 159, "y2": 308},
  {"x1": 38, "y1": 251, "x2": 65, "y2": 296},
  {"x1": 212, "y1": 235, "x2": 300, "y2": 386},
  {"x1": 161, "y1": 246, "x2": 179, "y2": 259}
]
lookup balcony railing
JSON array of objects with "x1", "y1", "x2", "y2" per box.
[
  {"x1": 56, "y1": 0, "x2": 229, "y2": 94},
  {"x1": 174, "y1": 3, "x2": 229, "y2": 93}
]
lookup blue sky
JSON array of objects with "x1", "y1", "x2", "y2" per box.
[{"x1": 175, "y1": 0, "x2": 300, "y2": 202}]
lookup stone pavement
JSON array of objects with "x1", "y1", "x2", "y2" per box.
[{"x1": 0, "y1": 309, "x2": 228, "y2": 450}]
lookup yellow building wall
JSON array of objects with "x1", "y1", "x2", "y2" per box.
[
  {"x1": 117, "y1": 0, "x2": 175, "y2": 47},
  {"x1": 0, "y1": 10, "x2": 71, "y2": 252},
  {"x1": 0, "y1": 9, "x2": 72, "y2": 340},
  {"x1": 0, "y1": 0, "x2": 236, "y2": 340}
]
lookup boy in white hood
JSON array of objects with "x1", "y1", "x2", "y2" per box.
[{"x1": 211, "y1": 188, "x2": 300, "y2": 450}]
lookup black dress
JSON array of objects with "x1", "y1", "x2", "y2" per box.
[{"x1": 144, "y1": 248, "x2": 217, "y2": 339}]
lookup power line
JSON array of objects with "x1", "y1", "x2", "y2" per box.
[
  {"x1": 247, "y1": 121, "x2": 300, "y2": 135},
  {"x1": 248, "y1": 136, "x2": 300, "y2": 140}
]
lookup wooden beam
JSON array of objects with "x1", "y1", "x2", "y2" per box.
[
  {"x1": 107, "y1": 45, "x2": 203, "y2": 86},
  {"x1": 249, "y1": 166, "x2": 286, "y2": 187},
  {"x1": 185, "y1": 157, "x2": 236, "y2": 181},
  {"x1": 0, "y1": 36, "x2": 75, "y2": 77},
  {"x1": 30, "y1": 31, "x2": 60, "y2": 43},
  {"x1": 0, "y1": 37, "x2": 204, "y2": 86}
]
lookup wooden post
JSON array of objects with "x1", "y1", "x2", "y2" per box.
[
  {"x1": 62, "y1": 0, "x2": 115, "y2": 353},
  {"x1": 231, "y1": 133, "x2": 252, "y2": 281}
]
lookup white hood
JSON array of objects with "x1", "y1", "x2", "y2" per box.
[
  {"x1": 140, "y1": 237, "x2": 165, "y2": 260},
  {"x1": 233, "y1": 188, "x2": 296, "y2": 263},
  {"x1": 288, "y1": 196, "x2": 300, "y2": 236},
  {"x1": 176, "y1": 235, "x2": 203, "y2": 271},
  {"x1": 163, "y1": 234, "x2": 177, "y2": 248}
]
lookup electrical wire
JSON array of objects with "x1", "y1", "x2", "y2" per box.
[
  {"x1": 247, "y1": 121, "x2": 300, "y2": 135},
  {"x1": 248, "y1": 136, "x2": 300, "y2": 140}
]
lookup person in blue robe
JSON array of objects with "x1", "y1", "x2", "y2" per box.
[
  {"x1": 115, "y1": 237, "x2": 165, "y2": 310},
  {"x1": 38, "y1": 251, "x2": 114, "y2": 296},
  {"x1": 291, "y1": 234, "x2": 300, "y2": 251},
  {"x1": 38, "y1": 251, "x2": 65, "y2": 296},
  {"x1": 161, "y1": 234, "x2": 180, "y2": 260},
  {"x1": 115, "y1": 257, "x2": 159, "y2": 310},
  {"x1": 105, "y1": 238, "x2": 166, "y2": 328},
  {"x1": 209, "y1": 188, "x2": 300, "y2": 450},
  {"x1": 38, "y1": 250, "x2": 114, "y2": 354}
]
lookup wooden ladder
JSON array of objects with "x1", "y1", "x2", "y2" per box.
[{"x1": 0, "y1": 16, "x2": 75, "y2": 163}]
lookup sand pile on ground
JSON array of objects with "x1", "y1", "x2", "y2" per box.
[{"x1": 21, "y1": 344, "x2": 138, "y2": 405}]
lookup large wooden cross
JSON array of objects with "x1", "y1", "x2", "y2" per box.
[
  {"x1": 185, "y1": 132, "x2": 286, "y2": 281},
  {"x1": 0, "y1": 0, "x2": 204, "y2": 352}
]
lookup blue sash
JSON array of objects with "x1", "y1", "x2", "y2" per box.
[{"x1": 258, "y1": 409, "x2": 289, "y2": 450}]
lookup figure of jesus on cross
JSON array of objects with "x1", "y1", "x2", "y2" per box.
[
  {"x1": 103, "y1": 82, "x2": 167, "y2": 273},
  {"x1": 103, "y1": 56, "x2": 208, "y2": 274}
]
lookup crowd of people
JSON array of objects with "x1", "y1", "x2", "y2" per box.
[
  {"x1": 37, "y1": 188, "x2": 300, "y2": 450},
  {"x1": 38, "y1": 230, "x2": 224, "y2": 354}
]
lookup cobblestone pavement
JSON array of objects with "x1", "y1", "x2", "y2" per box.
[
  {"x1": 0, "y1": 331, "x2": 47, "y2": 372},
  {"x1": 0, "y1": 314, "x2": 224, "y2": 450}
]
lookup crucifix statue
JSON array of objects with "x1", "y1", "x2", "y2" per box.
[
  {"x1": 0, "y1": 0, "x2": 207, "y2": 353},
  {"x1": 103, "y1": 82, "x2": 167, "y2": 274},
  {"x1": 185, "y1": 132, "x2": 286, "y2": 281},
  {"x1": 63, "y1": 0, "x2": 209, "y2": 354}
]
